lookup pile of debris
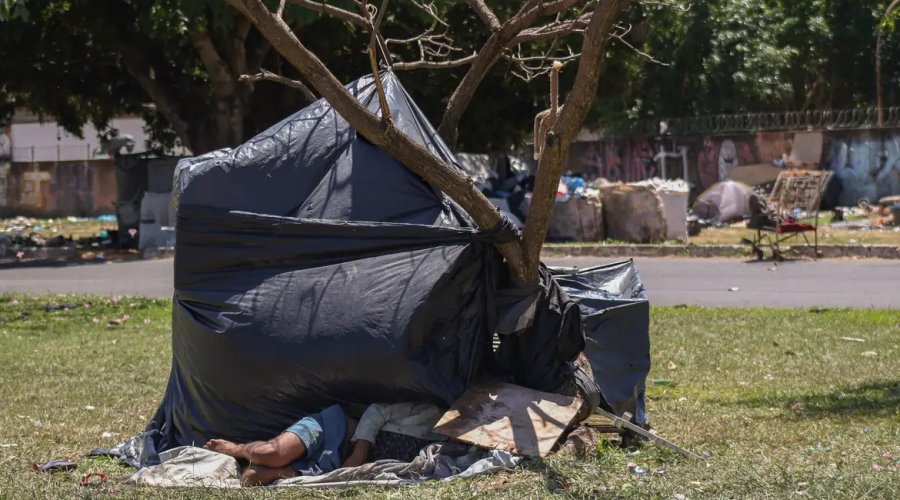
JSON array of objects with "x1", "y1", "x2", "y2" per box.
[
  {"x1": 488, "y1": 175, "x2": 690, "y2": 244},
  {"x1": 0, "y1": 215, "x2": 120, "y2": 264}
]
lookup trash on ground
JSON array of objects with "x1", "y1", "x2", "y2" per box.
[{"x1": 31, "y1": 459, "x2": 77, "y2": 473}]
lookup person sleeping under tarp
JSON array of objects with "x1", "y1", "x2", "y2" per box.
[{"x1": 202, "y1": 402, "x2": 445, "y2": 486}]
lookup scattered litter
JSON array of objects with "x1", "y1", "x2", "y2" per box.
[
  {"x1": 84, "y1": 405, "x2": 96, "y2": 411},
  {"x1": 763, "y1": 374, "x2": 775, "y2": 381},
  {"x1": 728, "y1": 287, "x2": 740, "y2": 292},
  {"x1": 872, "y1": 463, "x2": 882, "y2": 470},
  {"x1": 31, "y1": 459, "x2": 76, "y2": 473},
  {"x1": 767, "y1": 267, "x2": 777, "y2": 271},
  {"x1": 626, "y1": 450, "x2": 641, "y2": 457},
  {"x1": 673, "y1": 494, "x2": 688, "y2": 500},
  {"x1": 789, "y1": 402, "x2": 806, "y2": 411},
  {"x1": 106, "y1": 315, "x2": 131, "y2": 329},
  {"x1": 667, "y1": 361, "x2": 678, "y2": 371},
  {"x1": 626, "y1": 462, "x2": 645, "y2": 475},
  {"x1": 82, "y1": 472, "x2": 109, "y2": 487},
  {"x1": 861, "y1": 351, "x2": 877, "y2": 357},
  {"x1": 101, "y1": 431, "x2": 119, "y2": 438},
  {"x1": 806, "y1": 444, "x2": 829, "y2": 453},
  {"x1": 33, "y1": 419, "x2": 42, "y2": 428},
  {"x1": 11, "y1": 299, "x2": 19, "y2": 305},
  {"x1": 652, "y1": 379, "x2": 675, "y2": 386},
  {"x1": 883, "y1": 452, "x2": 894, "y2": 459},
  {"x1": 143, "y1": 318, "x2": 152, "y2": 325},
  {"x1": 43, "y1": 303, "x2": 80, "y2": 312},
  {"x1": 678, "y1": 397, "x2": 688, "y2": 402},
  {"x1": 863, "y1": 427, "x2": 872, "y2": 434},
  {"x1": 0, "y1": 443, "x2": 17, "y2": 448},
  {"x1": 840, "y1": 336, "x2": 866, "y2": 342}
]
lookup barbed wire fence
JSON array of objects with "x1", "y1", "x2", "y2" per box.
[{"x1": 621, "y1": 107, "x2": 900, "y2": 137}]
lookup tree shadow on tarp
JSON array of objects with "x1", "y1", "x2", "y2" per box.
[{"x1": 718, "y1": 380, "x2": 899, "y2": 419}]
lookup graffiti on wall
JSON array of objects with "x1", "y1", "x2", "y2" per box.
[
  {"x1": 569, "y1": 129, "x2": 900, "y2": 203},
  {"x1": 574, "y1": 135, "x2": 761, "y2": 190},
  {"x1": 824, "y1": 132, "x2": 900, "y2": 206},
  {"x1": 576, "y1": 139, "x2": 659, "y2": 183}
]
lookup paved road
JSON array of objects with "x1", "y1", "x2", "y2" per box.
[{"x1": 1, "y1": 257, "x2": 898, "y2": 308}]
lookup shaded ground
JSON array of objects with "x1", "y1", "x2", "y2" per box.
[
  {"x1": 0, "y1": 298, "x2": 896, "y2": 498},
  {"x1": 5, "y1": 257, "x2": 899, "y2": 309}
]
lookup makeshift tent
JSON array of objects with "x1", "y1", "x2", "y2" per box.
[
  {"x1": 692, "y1": 180, "x2": 755, "y2": 223},
  {"x1": 132, "y1": 72, "x2": 651, "y2": 466}
]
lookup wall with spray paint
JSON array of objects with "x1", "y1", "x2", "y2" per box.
[{"x1": 567, "y1": 129, "x2": 900, "y2": 205}]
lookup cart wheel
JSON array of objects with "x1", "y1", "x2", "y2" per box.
[{"x1": 752, "y1": 247, "x2": 764, "y2": 261}]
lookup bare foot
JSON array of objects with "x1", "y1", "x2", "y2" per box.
[{"x1": 203, "y1": 438, "x2": 245, "y2": 458}]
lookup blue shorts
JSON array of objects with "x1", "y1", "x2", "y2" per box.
[{"x1": 282, "y1": 404, "x2": 347, "y2": 475}]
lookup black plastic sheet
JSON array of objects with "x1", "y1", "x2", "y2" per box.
[
  {"x1": 551, "y1": 260, "x2": 651, "y2": 425},
  {"x1": 141, "y1": 71, "x2": 652, "y2": 459}
]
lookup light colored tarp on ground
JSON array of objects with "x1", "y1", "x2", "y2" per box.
[
  {"x1": 125, "y1": 443, "x2": 522, "y2": 489},
  {"x1": 693, "y1": 180, "x2": 755, "y2": 223}
]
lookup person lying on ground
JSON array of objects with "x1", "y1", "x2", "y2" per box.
[
  {"x1": 203, "y1": 402, "x2": 445, "y2": 486},
  {"x1": 341, "y1": 402, "x2": 446, "y2": 467},
  {"x1": 203, "y1": 403, "x2": 354, "y2": 486}
]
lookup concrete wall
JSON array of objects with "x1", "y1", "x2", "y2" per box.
[
  {"x1": 0, "y1": 160, "x2": 116, "y2": 217},
  {"x1": 566, "y1": 129, "x2": 900, "y2": 204},
  {"x1": 9, "y1": 116, "x2": 151, "y2": 162}
]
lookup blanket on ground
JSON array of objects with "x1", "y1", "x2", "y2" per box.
[{"x1": 125, "y1": 443, "x2": 522, "y2": 488}]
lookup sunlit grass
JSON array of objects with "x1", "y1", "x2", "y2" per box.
[{"x1": 0, "y1": 296, "x2": 897, "y2": 498}]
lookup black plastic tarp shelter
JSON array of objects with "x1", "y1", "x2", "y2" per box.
[{"x1": 143, "y1": 72, "x2": 651, "y2": 458}]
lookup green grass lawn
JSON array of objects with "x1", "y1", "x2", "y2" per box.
[{"x1": 0, "y1": 295, "x2": 897, "y2": 499}]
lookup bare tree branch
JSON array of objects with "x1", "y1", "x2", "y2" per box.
[
  {"x1": 364, "y1": 0, "x2": 392, "y2": 121},
  {"x1": 393, "y1": 53, "x2": 476, "y2": 70},
  {"x1": 465, "y1": 0, "x2": 501, "y2": 31},
  {"x1": 610, "y1": 31, "x2": 670, "y2": 66},
  {"x1": 521, "y1": 0, "x2": 630, "y2": 278},
  {"x1": 511, "y1": 12, "x2": 592, "y2": 43},
  {"x1": 286, "y1": 0, "x2": 369, "y2": 27},
  {"x1": 508, "y1": 45, "x2": 581, "y2": 82},
  {"x1": 239, "y1": 68, "x2": 317, "y2": 102},
  {"x1": 225, "y1": 0, "x2": 529, "y2": 282},
  {"x1": 436, "y1": 0, "x2": 586, "y2": 145}
]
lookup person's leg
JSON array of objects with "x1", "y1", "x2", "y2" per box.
[
  {"x1": 241, "y1": 463, "x2": 296, "y2": 487},
  {"x1": 204, "y1": 432, "x2": 307, "y2": 468}
]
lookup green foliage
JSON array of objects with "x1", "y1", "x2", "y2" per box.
[
  {"x1": 0, "y1": 298, "x2": 897, "y2": 498},
  {"x1": 597, "y1": 0, "x2": 900, "y2": 125},
  {"x1": 1, "y1": 1, "x2": 899, "y2": 153}
]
